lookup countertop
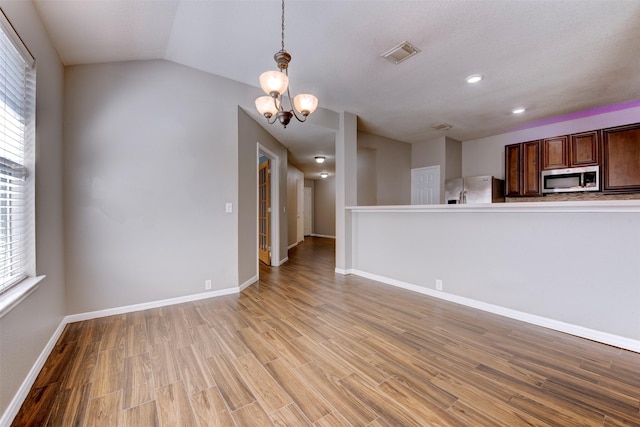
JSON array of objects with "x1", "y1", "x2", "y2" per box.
[{"x1": 347, "y1": 200, "x2": 640, "y2": 213}]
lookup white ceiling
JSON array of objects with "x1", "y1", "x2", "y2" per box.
[{"x1": 32, "y1": 0, "x2": 640, "y2": 177}]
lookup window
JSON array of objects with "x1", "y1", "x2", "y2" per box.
[{"x1": 0, "y1": 9, "x2": 35, "y2": 296}]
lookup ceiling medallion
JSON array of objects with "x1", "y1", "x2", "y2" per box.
[{"x1": 255, "y1": 0, "x2": 318, "y2": 128}]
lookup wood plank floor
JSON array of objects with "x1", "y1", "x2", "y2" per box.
[{"x1": 13, "y1": 237, "x2": 640, "y2": 426}]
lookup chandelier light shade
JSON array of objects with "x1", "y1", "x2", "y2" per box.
[
  {"x1": 256, "y1": 0, "x2": 318, "y2": 128},
  {"x1": 255, "y1": 96, "x2": 280, "y2": 118},
  {"x1": 293, "y1": 94, "x2": 319, "y2": 116},
  {"x1": 314, "y1": 156, "x2": 326, "y2": 163},
  {"x1": 259, "y1": 71, "x2": 289, "y2": 97}
]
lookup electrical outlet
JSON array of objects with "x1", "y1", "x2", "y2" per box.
[
  {"x1": 436, "y1": 279, "x2": 443, "y2": 291},
  {"x1": 205, "y1": 279, "x2": 212, "y2": 290}
]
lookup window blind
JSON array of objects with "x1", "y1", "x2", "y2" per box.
[{"x1": 0, "y1": 9, "x2": 35, "y2": 295}]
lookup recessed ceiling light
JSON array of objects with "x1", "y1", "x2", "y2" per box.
[
  {"x1": 320, "y1": 172, "x2": 328, "y2": 179},
  {"x1": 465, "y1": 74, "x2": 483, "y2": 84},
  {"x1": 512, "y1": 107, "x2": 526, "y2": 114},
  {"x1": 314, "y1": 156, "x2": 326, "y2": 164}
]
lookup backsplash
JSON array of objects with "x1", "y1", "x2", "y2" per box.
[{"x1": 507, "y1": 192, "x2": 640, "y2": 202}]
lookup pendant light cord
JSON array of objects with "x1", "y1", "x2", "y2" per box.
[{"x1": 281, "y1": 0, "x2": 285, "y2": 52}]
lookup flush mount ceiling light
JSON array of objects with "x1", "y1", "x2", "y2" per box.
[
  {"x1": 255, "y1": 0, "x2": 318, "y2": 128},
  {"x1": 381, "y1": 41, "x2": 421, "y2": 65},
  {"x1": 314, "y1": 156, "x2": 326, "y2": 164},
  {"x1": 320, "y1": 172, "x2": 328, "y2": 179},
  {"x1": 512, "y1": 107, "x2": 526, "y2": 114},
  {"x1": 466, "y1": 74, "x2": 483, "y2": 84}
]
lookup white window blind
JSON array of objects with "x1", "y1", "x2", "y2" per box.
[{"x1": 0, "y1": 9, "x2": 35, "y2": 295}]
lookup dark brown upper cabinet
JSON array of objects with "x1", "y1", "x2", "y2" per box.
[
  {"x1": 602, "y1": 124, "x2": 640, "y2": 193},
  {"x1": 522, "y1": 140, "x2": 541, "y2": 196},
  {"x1": 542, "y1": 136, "x2": 570, "y2": 170},
  {"x1": 570, "y1": 130, "x2": 600, "y2": 167},
  {"x1": 542, "y1": 132, "x2": 600, "y2": 170},
  {"x1": 505, "y1": 143, "x2": 521, "y2": 197},
  {"x1": 505, "y1": 140, "x2": 541, "y2": 197}
]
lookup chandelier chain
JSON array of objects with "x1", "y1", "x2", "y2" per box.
[
  {"x1": 281, "y1": 0, "x2": 285, "y2": 52},
  {"x1": 255, "y1": 0, "x2": 317, "y2": 127}
]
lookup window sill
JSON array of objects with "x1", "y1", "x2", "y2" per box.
[{"x1": 0, "y1": 276, "x2": 46, "y2": 319}]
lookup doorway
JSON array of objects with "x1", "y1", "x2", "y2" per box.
[
  {"x1": 257, "y1": 145, "x2": 281, "y2": 270},
  {"x1": 258, "y1": 156, "x2": 271, "y2": 265},
  {"x1": 411, "y1": 165, "x2": 440, "y2": 205}
]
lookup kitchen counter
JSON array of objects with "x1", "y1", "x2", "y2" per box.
[
  {"x1": 346, "y1": 198, "x2": 640, "y2": 351},
  {"x1": 347, "y1": 199, "x2": 640, "y2": 213}
]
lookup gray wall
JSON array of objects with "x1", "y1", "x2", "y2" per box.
[
  {"x1": 304, "y1": 180, "x2": 315, "y2": 235},
  {"x1": 0, "y1": 1, "x2": 66, "y2": 417},
  {"x1": 445, "y1": 137, "x2": 462, "y2": 180},
  {"x1": 64, "y1": 60, "x2": 255, "y2": 313},
  {"x1": 412, "y1": 136, "x2": 463, "y2": 203},
  {"x1": 314, "y1": 176, "x2": 336, "y2": 237},
  {"x1": 357, "y1": 147, "x2": 376, "y2": 206},
  {"x1": 357, "y1": 131, "x2": 411, "y2": 205},
  {"x1": 287, "y1": 164, "x2": 303, "y2": 247}
]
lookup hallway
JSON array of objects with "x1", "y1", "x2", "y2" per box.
[{"x1": 12, "y1": 237, "x2": 640, "y2": 426}]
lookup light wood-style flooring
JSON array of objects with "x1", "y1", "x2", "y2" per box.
[{"x1": 13, "y1": 237, "x2": 640, "y2": 426}]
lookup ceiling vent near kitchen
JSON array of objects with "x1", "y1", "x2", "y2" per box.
[
  {"x1": 381, "y1": 41, "x2": 421, "y2": 64},
  {"x1": 431, "y1": 122, "x2": 453, "y2": 131}
]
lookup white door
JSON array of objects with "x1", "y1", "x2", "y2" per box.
[
  {"x1": 303, "y1": 187, "x2": 312, "y2": 236},
  {"x1": 296, "y1": 179, "x2": 304, "y2": 243},
  {"x1": 411, "y1": 166, "x2": 440, "y2": 205}
]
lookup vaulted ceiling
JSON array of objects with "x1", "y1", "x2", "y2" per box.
[{"x1": 32, "y1": 0, "x2": 640, "y2": 176}]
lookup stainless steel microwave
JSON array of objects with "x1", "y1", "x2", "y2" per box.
[{"x1": 541, "y1": 165, "x2": 600, "y2": 193}]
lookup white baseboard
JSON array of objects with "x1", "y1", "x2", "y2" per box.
[
  {"x1": 1, "y1": 284, "x2": 244, "y2": 426},
  {"x1": 239, "y1": 276, "x2": 257, "y2": 292},
  {"x1": 287, "y1": 240, "x2": 303, "y2": 250},
  {"x1": 311, "y1": 234, "x2": 336, "y2": 239},
  {"x1": 65, "y1": 286, "x2": 240, "y2": 323},
  {"x1": 350, "y1": 269, "x2": 640, "y2": 353},
  {"x1": 334, "y1": 268, "x2": 355, "y2": 275},
  {"x1": 0, "y1": 319, "x2": 66, "y2": 427}
]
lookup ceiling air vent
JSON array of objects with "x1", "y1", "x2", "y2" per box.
[
  {"x1": 381, "y1": 41, "x2": 421, "y2": 64},
  {"x1": 431, "y1": 123, "x2": 453, "y2": 131}
]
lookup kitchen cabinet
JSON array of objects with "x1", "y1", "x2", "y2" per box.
[
  {"x1": 570, "y1": 130, "x2": 600, "y2": 166},
  {"x1": 522, "y1": 141, "x2": 541, "y2": 195},
  {"x1": 505, "y1": 140, "x2": 541, "y2": 197},
  {"x1": 602, "y1": 124, "x2": 640, "y2": 193},
  {"x1": 542, "y1": 132, "x2": 599, "y2": 170},
  {"x1": 542, "y1": 136, "x2": 569, "y2": 170},
  {"x1": 505, "y1": 143, "x2": 521, "y2": 197}
]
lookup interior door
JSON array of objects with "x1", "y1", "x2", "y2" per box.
[
  {"x1": 258, "y1": 159, "x2": 271, "y2": 265},
  {"x1": 303, "y1": 187, "x2": 312, "y2": 236},
  {"x1": 411, "y1": 166, "x2": 440, "y2": 204},
  {"x1": 296, "y1": 179, "x2": 304, "y2": 243}
]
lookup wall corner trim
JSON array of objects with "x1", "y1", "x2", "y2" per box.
[
  {"x1": 0, "y1": 319, "x2": 66, "y2": 427},
  {"x1": 334, "y1": 268, "x2": 355, "y2": 275},
  {"x1": 350, "y1": 269, "x2": 640, "y2": 353},
  {"x1": 239, "y1": 276, "x2": 258, "y2": 292}
]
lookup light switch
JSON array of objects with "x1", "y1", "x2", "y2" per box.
[{"x1": 225, "y1": 202, "x2": 233, "y2": 213}]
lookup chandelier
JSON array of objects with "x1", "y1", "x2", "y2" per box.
[{"x1": 255, "y1": 0, "x2": 318, "y2": 128}]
